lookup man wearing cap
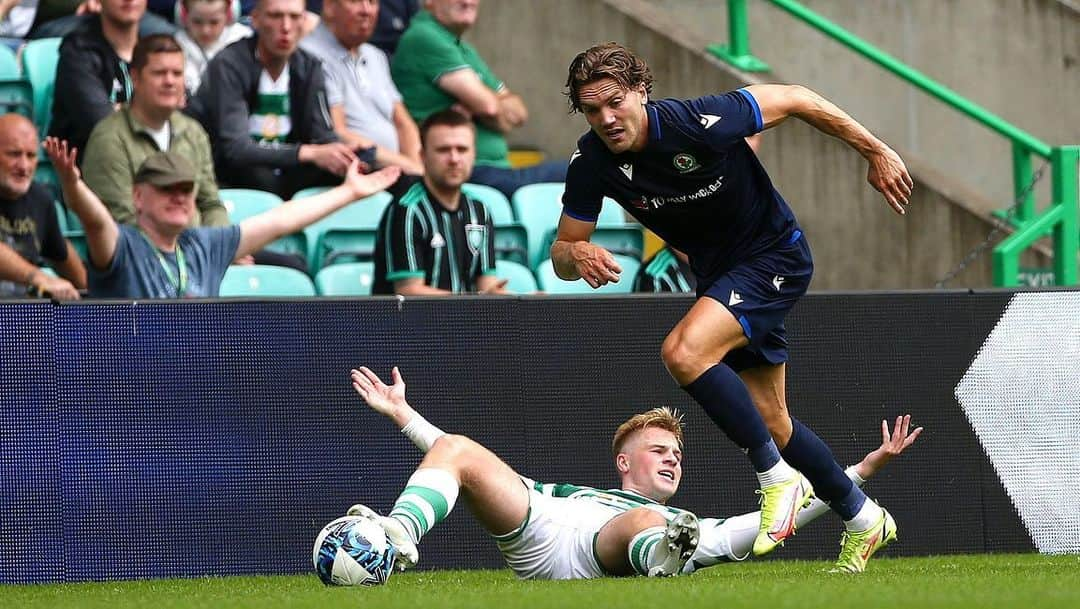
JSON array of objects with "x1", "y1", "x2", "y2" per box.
[{"x1": 44, "y1": 139, "x2": 400, "y2": 298}]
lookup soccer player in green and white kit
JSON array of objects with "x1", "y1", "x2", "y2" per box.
[{"x1": 347, "y1": 366, "x2": 921, "y2": 579}]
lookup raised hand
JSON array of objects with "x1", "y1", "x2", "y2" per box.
[
  {"x1": 344, "y1": 162, "x2": 402, "y2": 200},
  {"x1": 856, "y1": 414, "x2": 924, "y2": 479},
  {"x1": 43, "y1": 137, "x2": 81, "y2": 185},
  {"x1": 350, "y1": 366, "x2": 410, "y2": 417}
]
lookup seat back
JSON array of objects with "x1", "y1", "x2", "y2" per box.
[
  {"x1": 21, "y1": 37, "x2": 62, "y2": 134},
  {"x1": 219, "y1": 264, "x2": 316, "y2": 297},
  {"x1": 220, "y1": 188, "x2": 283, "y2": 221},
  {"x1": 304, "y1": 191, "x2": 393, "y2": 273},
  {"x1": 461, "y1": 182, "x2": 512, "y2": 225},
  {"x1": 535, "y1": 254, "x2": 640, "y2": 294},
  {"x1": 510, "y1": 182, "x2": 564, "y2": 269},
  {"x1": 460, "y1": 183, "x2": 527, "y2": 264},
  {"x1": 493, "y1": 259, "x2": 537, "y2": 294},
  {"x1": 220, "y1": 188, "x2": 306, "y2": 259},
  {"x1": 314, "y1": 261, "x2": 376, "y2": 296}
]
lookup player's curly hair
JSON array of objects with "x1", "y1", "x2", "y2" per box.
[
  {"x1": 611, "y1": 407, "x2": 684, "y2": 457},
  {"x1": 565, "y1": 42, "x2": 654, "y2": 114}
]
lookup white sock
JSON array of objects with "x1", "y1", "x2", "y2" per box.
[
  {"x1": 400, "y1": 414, "x2": 446, "y2": 453},
  {"x1": 755, "y1": 459, "x2": 798, "y2": 488},
  {"x1": 844, "y1": 498, "x2": 884, "y2": 532}
]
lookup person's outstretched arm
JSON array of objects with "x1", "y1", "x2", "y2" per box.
[
  {"x1": 685, "y1": 415, "x2": 923, "y2": 573},
  {"x1": 350, "y1": 366, "x2": 444, "y2": 454},
  {"x1": 741, "y1": 84, "x2": 914, "y2": 215},
  {"x1": 234, "y1": 163, "x2": 401, "y2": 259},
  {"x1": 44, "y1": 138, "x2": 119, "y2": 271}
]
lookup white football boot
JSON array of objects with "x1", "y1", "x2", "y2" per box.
[
  {"x1": 648, "y1": 512, "x2": 700, "y2": 577},
  {"x1": 347, "y1": 503, "x2": 420, "y2": 571}
]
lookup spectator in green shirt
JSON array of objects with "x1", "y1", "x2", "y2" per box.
[{"x1": 391, "y1": 0, "x2": 566, "y2": 199}]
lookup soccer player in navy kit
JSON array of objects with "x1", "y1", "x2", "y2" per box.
[{"x1": 553, "y1": 43, "x2": 914, "y2": 573}]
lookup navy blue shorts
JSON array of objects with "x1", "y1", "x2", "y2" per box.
[{"x1": 697, "y1": 230, "x2": 813, "y2": 372}]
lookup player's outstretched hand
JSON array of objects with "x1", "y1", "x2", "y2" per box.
[
  {"x1": 573, "y1": 242, "x2": 622, "y2": 289},
  {"x1": 854, "y1": 414, "x2": 923, "y2": 480},
  {"x1": 866, "y1": 145, "x2": 913, "y2": 215},
  {"x1": 350, "y1": 366, "x2": 410, "y2": 418}
]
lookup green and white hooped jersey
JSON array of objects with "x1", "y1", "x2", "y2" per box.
[
  {"x1": 529, "y1": 480, "x2": 689, "y2": 521},
  {"x1": 249, "y1": 69, "x2": 292, "y2": 144},
  {"x1": 492, "y1": 477, "x2": 696, "y2": 580}
]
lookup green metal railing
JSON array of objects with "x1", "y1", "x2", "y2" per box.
[{"x1": 707, "y1": 0, "x2": 1079, "y2": 287}]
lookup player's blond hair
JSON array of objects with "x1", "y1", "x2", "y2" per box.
[{"x1": 611, "y1": 407, "x2": 684, "y2": 457}]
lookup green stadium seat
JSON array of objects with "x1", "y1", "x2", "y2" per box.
[
  {"x1": 314, "y1": 261, "x2": 375, "y2": 296},
  {"x1": 303, "y1": 190, "x2": 393, "y2": 274},
  {"x1": 0, "y1": 69, "x2": 33, "y2": 119},
  {"x1": 35, "y1": 159, "x2": 61, "y2": 200},
  {"x1": 53, "y1": 200, "x2": 67, "y2": 233},
  {"x1": 220, "y1": 188, "x2": 307, "y2": 260},
  {"x1": 65, "y1": 231, "x2": 87, "y2": 262},
  {"x1": 462, "y1": 182, "x2": 512, "y2": 224},
  {"x1": 0, "y1": 44, "x2": 30, "y2": 118},
  {"x1": 461, "y1": 182, "x2": 528, "y2": 264},
  {"x1": 0, "y1": 44, "x2": 19, "y2": 77},
  {"x1": 21, "y1": 37, "x2": 62, "y2": 134},
  {"x1": 514, "y1": 184, "x2": 644, "y2": 266},
  {"x1": 510, "y1": 182, "x2": 565, "y2": 269},
  {"x1": 493, "y1": 259, "x2": 537, "y2": 294},
  {"x1": 221, "y1": 187, "x2": 283, "y2": 220},
  {"x1": 534, "y1": 254, "x2": 640, "y2": 294},
  {"x1": 219, "y1": 264, "x2": 316, "y2": 297}
]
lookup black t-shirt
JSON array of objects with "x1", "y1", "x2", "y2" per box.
[{"x1": 0, "y1": 182, "x2": 68, "y2": 296}]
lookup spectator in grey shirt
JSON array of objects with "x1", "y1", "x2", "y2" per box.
[{"x1": 300, "y1": 0, "x2": 422, "y2": 176}]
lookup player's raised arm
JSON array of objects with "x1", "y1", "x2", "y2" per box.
[
  {"x1": 350, "y1": 366, "x2": 444, "y2": 453},
  {"x1": 740, "y1": 84, "x2": 914, "y2": 215}
]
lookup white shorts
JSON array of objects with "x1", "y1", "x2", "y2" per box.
[{"x1": 494, "y1": 488, "x2": 614, "y2": 580}]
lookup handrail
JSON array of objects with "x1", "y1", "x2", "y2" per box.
[{"x1": 708, "y1": 0, "x2": 1078, "y2": 287}]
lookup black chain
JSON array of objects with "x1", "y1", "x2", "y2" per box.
[{"x1": 935, "y1": 163, "x2": 1049, "y2": 288}]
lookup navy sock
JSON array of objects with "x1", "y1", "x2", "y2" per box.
[
  {"x1": 682, "y1": 363, "x2": 780, "y2": 472},
  {"x1": 779, "y1": 417, "x2": 867, "y2": 520}
]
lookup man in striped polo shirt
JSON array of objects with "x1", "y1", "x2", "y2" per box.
[
  {"x1": 342, "y1": 365, "x2": 922, "y2": 580},
  {"x1": 372, "y1": 110, "x2": 507, "y2": 295}
]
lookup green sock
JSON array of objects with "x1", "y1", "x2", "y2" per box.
[
  {"x1": 388, "y1": 468, "x2": 460, "y2": 544},
  {"x1": 628, "y1": 526, "x2": 666, "y2": 576}
]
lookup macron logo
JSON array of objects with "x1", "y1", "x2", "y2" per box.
[
  {"x1": 569, "y1": 149, "x2": 581, "y2": 164},
  {"x1": 772, "y1": 275, "x2": 785, "y2": 291},
  {"x1": 619, "y1": 163, "x2": 633, "y2": 181},
  {"x1": 728, "y1": 290, "x2": 743, "y2": 306},
  {"x1": 699, "y1": 114, "x2": 722, "y2": 129}
]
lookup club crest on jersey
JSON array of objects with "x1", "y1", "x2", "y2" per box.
[
  {"x1": 465, "y1": 224, "x2": 486, "y2": 256},
  {"x1": 673, "y1": 153, "x2": 700, "y2": 173}
]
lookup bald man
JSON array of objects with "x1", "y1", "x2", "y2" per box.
[{"x1": 0, "y1": 114, "x2": 86, "y2": 300}]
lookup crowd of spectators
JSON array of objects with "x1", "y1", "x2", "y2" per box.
[{"x1": 0, "y1": 0, "x2": 674, "y2": 300}]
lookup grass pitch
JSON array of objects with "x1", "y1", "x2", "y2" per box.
[{"x1": 3, "y1": 554, "x2": 1077, "y2": 609}]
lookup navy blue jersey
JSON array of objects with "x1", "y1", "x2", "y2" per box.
[{"x1": 563, "y1": 90, "x2": 800, "y2": 281}]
